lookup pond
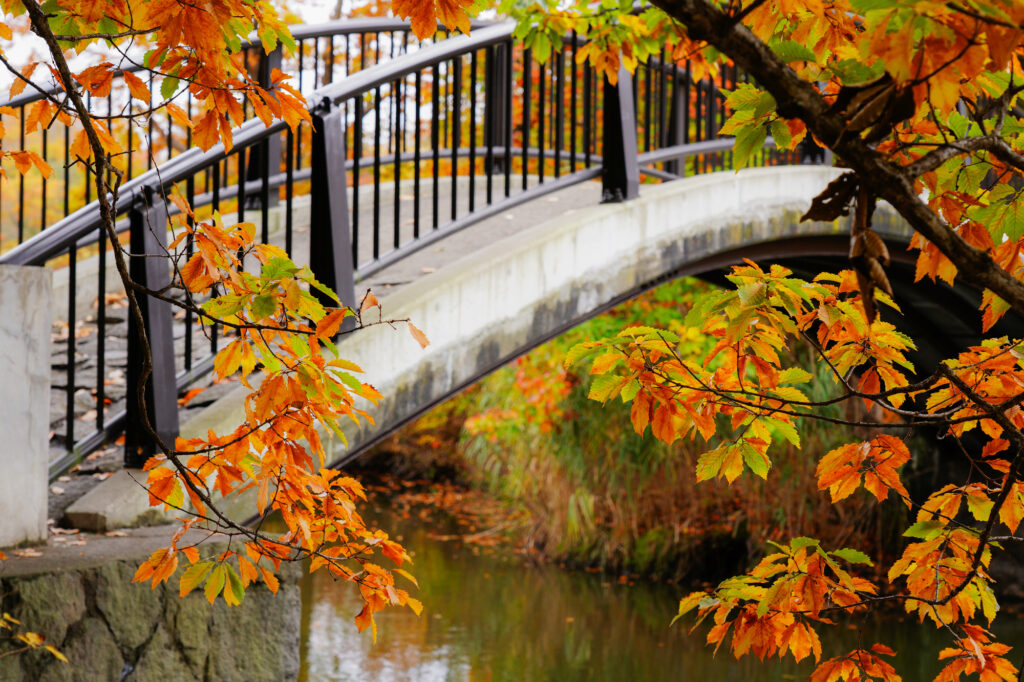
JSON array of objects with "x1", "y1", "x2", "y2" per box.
[{"x1": 297, "y1": 498, "x2": 1024, "y2": 682}]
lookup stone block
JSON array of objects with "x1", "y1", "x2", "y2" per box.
[
  {"x1": 124, "y1": 624, "x2": 198, "y2": 682},
  {"x1": 63, "y1": 469, "x2": 170, "y2": 532},
  {"x1": 10, "y1": 571, "x2": 86, "y2": 646},
  {"x1": 0, "y1": 265, "x2": 50, "y2": 547},
  {"x1": 38, "y1": 617, "x2": 124, "y2": 682},
  {"x1": 89, "y1": 561, "x2": 165, "y2": 652}
]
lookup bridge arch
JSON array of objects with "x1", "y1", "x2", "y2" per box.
[{"x1": 180, "y1": 164, "x2": 1016, "y2": 471}]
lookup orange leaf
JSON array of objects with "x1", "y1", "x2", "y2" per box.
[
  {"x1": 122, "y1": 70, "x2": 151, "y2": 102},
  {"x1": 408, "y1": 322, "x2": 429, "y2": 349},
  {"x1": 10, "y1": 62, "x2": 37, "y2": 98},
  {"x1": 360, "y1": 291, "x2": 380, "y2": 312},
  {"x1": 316, "y1": 308, "x2": 348, "y2": 338}
]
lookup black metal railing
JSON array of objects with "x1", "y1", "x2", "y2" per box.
[{"x1": 0, "y1": 18, "x2": 809, "y2": 479}]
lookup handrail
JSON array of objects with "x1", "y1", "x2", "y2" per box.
[
  {"x1": 314, "y1": 21, "x2": 515, "y2": 107},
  {"x1": 0, "y1": 17, "x2": 494, "y2": 111},
  {"x1": 1, "y1": 21, "x2": 518, "y2": 267}
]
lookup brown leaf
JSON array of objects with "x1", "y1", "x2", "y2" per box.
[
  {"x1": 863, "y1": 229, "x2": 890, "y2": 266},
  {"x1": 800, "y1": 173, "x2": 858, "y2": 222}
]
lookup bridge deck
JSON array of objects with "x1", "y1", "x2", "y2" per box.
[{"x1": 46, "y1": 179, "x2": 603, "y2": 472}]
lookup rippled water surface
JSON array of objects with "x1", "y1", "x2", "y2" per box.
[{"x1": 298, "y1": 506, "x2": 1024, "y2": 682}]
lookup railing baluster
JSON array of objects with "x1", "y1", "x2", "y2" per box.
[
  {"x1": 393, "y1": 77, "x2": 402, "y2": 250},
  {"x1": 185, "y1": 175, "x2": 195, "y2": 372},
  {"x1": 451, "y1": 57, "x2": 461, "y2": 221},
  {"x1": 570, "y1": 34, "x2": 578, "y2": 174},
  {"x1": 96, "y1": 212, "x2": 106, "y2": 430},
  {"x1": 65, "y1": 239, "x2": 77, "y2": 451},
  {"x1": 353, "y1": 95, "x2": 363, "y2": 264},
  {"x1": 431, "y1": 64, "x2": 440, "y2": 229},
  {"x1": 17, "y1": 115, "x2": 24, "y2": 242},
  {"x1": 285, "y1": 129, "x2": 295, "y2": 256},
  {"x1": 538, "y1": 59, "x2": 545, "y2": 184},
  {"x1": 665, "y1": 67, "x2": 686, "y2": 177},
  {"x1": 414, "y1": 70, "x2": 422, "y2": 240},
  {"x1": 583, "y1": 62, "x2": 592, "y2": 168},
  {"x1": 555, "y1": 50, "x2": 564, "y2": 178},
  {"x1": 522, "y1": 50, "x2": 531, "y2": 191},
  {"x1": 503, "y1": 40, "x2": 512, "y2": 198},
  {"x1": 373, "y1": 86, "x2": 381, "y2": 260},
  {"x1": 469, "y1": 50, "x2": 477, "y2": 213}
]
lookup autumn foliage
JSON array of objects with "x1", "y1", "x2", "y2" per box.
[{"x1": 5, "y1": 0, "x2": 1024, "y2": 676}]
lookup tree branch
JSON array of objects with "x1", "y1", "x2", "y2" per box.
[{"x1": 647, "y1": 0, "x2": 1024, "y2": 315}]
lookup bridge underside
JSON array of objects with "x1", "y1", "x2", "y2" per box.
[{"x1": 172, "y1": 165, "x2": 1021, "y2": 486}]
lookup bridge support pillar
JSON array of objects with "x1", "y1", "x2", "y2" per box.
[
  {"x1": 310, "y1": 102, "x2": 356, "y2": 311},
  {"x1": 125, "y1": 187, "x2": 180, "y2": 467},
  {"x1": 601, "y1": 66, "x2": 639, "y2": 203},
  {"x1": 0, "y1": 265, "x2": 49, "y2": 546}
]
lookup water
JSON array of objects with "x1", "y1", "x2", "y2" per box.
[{"x1": 298, "y1": 502, "x2": 1024, "y2": 682}]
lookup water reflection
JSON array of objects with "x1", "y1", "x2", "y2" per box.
[{"x1": 299, "y1": 504, "x2": 1024, "y2": 681}]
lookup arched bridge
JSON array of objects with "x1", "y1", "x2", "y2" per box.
[{"x1": 0, "y1": 18, "x2": 1015, "y2": 491}]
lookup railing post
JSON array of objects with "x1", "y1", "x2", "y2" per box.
[
  {"x1": 125, "y1": 186, "x2": 180, "y2": 467},
  {"x1": 484, "y1": 43, "x2": 509, "y2": 173},
  {"x1": 664, "y1": 73, "x2": 688, "y2": 177},
  {"x1": 246, "y1": 47, "x2": 283, "y2": 209},
  {"x1": 310, "y1": 101, "x2": 356, "y2": 310},
  {"x1": 601, "y1": 66, "x2": 639, "y2": 203}
]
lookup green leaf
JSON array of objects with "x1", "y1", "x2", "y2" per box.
[
  {"x1": 620, "y1": 378, "x2": 641, "y2": 402},
  {"x1": 617, "y1": 325, "x2": 677, "y2": 341},
  {"x1": 831, "y1": 548, "x2": 874, "y2": 566},
  {"x1": 777, "y1": 367, "x2": 813, "y2": 384},
  {"x1": 903, "y1": 520, "x2": 947, "y2": 540},
  {"x1": 204, "y1": 564, "x2": 227, "y2": 603},
  {"x1": 947, "y1": 111, "x2": 969, "y2": 139},
  {"x1": 160, "y1": 75, "x2": 180, "y2": 102},
  {"x1": 769, "y1": 40, "x2": 816, "y2": 64},
  {"x1": 733, "y1": 123, "x2": 768, "y2": 169},
  {"x1": 789, "y1": 536, "x2": 819, "y2": 552},
  {"x1": 225, "y1": 564, "x2": 245, "y2": 606},
  {"x1": 737, "y1": 281, "x2": 768, "y2": 306},
  {"x1": 261, "y1": 257, "x2": 300, "y2": 281},
  {"x1": 768, "y1": 118, "x2": 792, "y2": 150},
  {"x1": 696, "y1": 444, "x2": 728, "y2": 482},
  {"x1": 250, "y1": 293, "x2": 277, "y2": 321},
  {"x1": 741, "y1": 442, "x2": 771, "y2": 479},
  {"x1": 724, "y1": 82, "x2": 764, "y2": 110},
  {"x1": 588, "y1": 374, "x2": 627, "y2": 403},
  {"x1": 972, "y1": 183, "x2": 1024, "y2": 242},
  {"x1": 180, "y1": 561, "x2": 214, "y2": 597},
  {"x1": 564, "y1": 342, "x2": 600, "y2": 368}
]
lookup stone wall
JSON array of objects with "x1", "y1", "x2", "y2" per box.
[{"x1": 0, "y1": 537, "x2": 301, "y2": 682}]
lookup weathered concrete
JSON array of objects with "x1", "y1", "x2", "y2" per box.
[
  {"x1": 0, "y1": 526, "x2": 301, "y2": 682},
  {"x1": 0, "y1": 265, "x2": 51, "y2": 547}
]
